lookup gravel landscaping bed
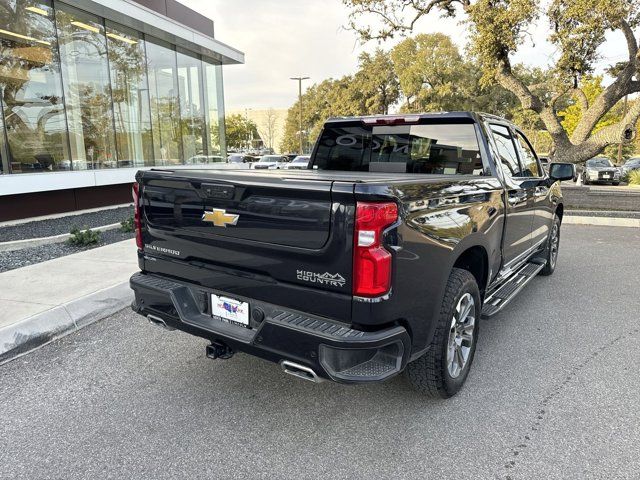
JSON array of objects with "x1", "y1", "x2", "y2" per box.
[
  {"x1": 0, "y1": 229, "x2": 134, "y2": 273},
  {"x1": 0, "y1": 206, "x2": 133, "y2": 242}
]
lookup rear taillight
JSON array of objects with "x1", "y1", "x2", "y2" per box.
[
  {"x1": 132, "y1": 182, "x2": 143, "y2": 250},
  {"x1": 353, "y1": 202, "x2": 398, "y2": 297}
]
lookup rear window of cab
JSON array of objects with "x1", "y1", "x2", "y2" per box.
[{"x1": 312, "y1": 122, "x2": 485, "y2": 175}]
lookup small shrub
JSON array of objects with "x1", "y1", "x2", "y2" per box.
[
  {"x1": 68, "y1": 227, "x2": 101, "y2": 246},
  {"x1": 120, "y1": 216, "x2": 135, "y2": 233},
  {"x1": 628, "y1": 170, "x2": 640, "y2": 186}
]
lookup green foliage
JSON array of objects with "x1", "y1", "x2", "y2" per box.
[
  {"x1": 391, "y1": 34, "x2": 464, "y2": 111},
  {"x1": 548, "y1": 0, "x2": 639, "y2": 78},
  {"x1": 68, "y1": 227, "x2": 101, "y2": 246},
  {"x1": 466, "y1": 0, "x2": 538, "y2": 82},
  {"x1": 353, "y1": 49, "x2": 400, "y2": 115},
  {"x1": 280, "y1": 35, "x2": 522, "y2": 153},
  {"x1": 628, "y1": 170, "x2": 640, "y2": 186},
  {"x1": 120, "y1": 217, "x2": 135, "y2": 233},
  {"x1": 225, "y1": 114, "x2": 260, "y2": 150},
  {"x1": 280, "y1": 50, "x2": 400, "y2": 153}
]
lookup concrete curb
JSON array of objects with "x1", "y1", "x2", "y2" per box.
[
  {"x1": 0, "y1": 222, "x2": 123, "y2": 252},
  {"x1": 564, "y1": 216, "x2": 640, "y2": 228},
  {"x1": 0, "y1": 281, "x2": 132, "y2": 365}
]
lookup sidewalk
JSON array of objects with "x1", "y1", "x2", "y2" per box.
[{"x1": 0, "y1": 239, "x2": 137, "y2": 363}]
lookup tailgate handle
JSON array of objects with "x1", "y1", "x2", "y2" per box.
[{"x1": 200, "y1": 183, "x2": 235, "y2": 200}]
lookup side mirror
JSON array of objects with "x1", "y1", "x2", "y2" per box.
[{"x1": 549, "y1": 162, "x2": 576, "y2": 182}]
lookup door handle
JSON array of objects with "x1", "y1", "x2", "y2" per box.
[
  {"x1": 508, "y1": 191, "x2": 527, "y2": 206},
  {"x1": 534, "y1": 186, "x2": 548, "y2": 198}
]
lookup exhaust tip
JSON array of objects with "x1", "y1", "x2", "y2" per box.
[
  {"x1": 280, "y1": 360, "x2": 322, "y2": 383},
  {"x1": 147, "y1": 314, "x2": 175, "y2": 331}
]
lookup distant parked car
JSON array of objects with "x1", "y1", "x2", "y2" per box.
[
  {"x1": 252, "y1": 155, "x2": 289, "y2": 169},
  {"x1": 187, "y1": 155, "x2": 223, "y2": 165},
  {"x1": 284, "y1": 155, "x2": 310, "y2": 170},
  {"x1": 227, "y1": 154, "x2": 252, "y2": 164},
  {"x1": 582, "y1": 157, "x2": 620, "y2": 185},
  {"x1": 621, "y1": 157, "x2": 640, "y2": 177}
]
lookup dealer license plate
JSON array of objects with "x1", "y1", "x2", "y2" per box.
[{"x1": 211, "y1": 294, "x2": 249, "y2": 327}]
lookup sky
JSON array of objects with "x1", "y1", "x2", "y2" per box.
[{"x1": 180, "y1": 0, "x2": 630, "y2": 113}]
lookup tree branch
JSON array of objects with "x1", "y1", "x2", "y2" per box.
[
  {"x1": 572, "y1": 88, "x2": 589, "y2": 111},
  {"x1": 347, "y1": 0, "x2": 464, "y2": 40},
  {"x1": 620, "y1": 19, "x2": 639, "y2": 62},
  {"x1": 561, "y1": 100, "x2": 640, "y2": 163},
  {"x1": 569, "y1": 19, "x2": 640, "y2": 144},
  {"x1": 495, "y1": 57, "x2": 571, "y2": 150}
]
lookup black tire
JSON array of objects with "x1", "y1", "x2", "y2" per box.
[
  {"x1": 406, "y1": 268, "x2": 480, "y2": 398},
  {"x1": 583, "y1": 175, "x2": 589, "y2": 185},
  {"x1": 539, "y1": 215, "x2": 561, "y2": 276},
  {"x1": 613, "y1": 182, "x2": 620, "y2": 186}
]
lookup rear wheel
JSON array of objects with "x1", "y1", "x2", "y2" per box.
[
  {"x1": 406, "y1": 268, "x2": 480, "y2": 398},
  {"x1": 539, "y1": 215, "x2": 561, "y2": 276}
]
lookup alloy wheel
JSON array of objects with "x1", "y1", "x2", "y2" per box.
[
  {"x1": 446, "y1": 293, "x2": 476, "y2": 379},
  {"x1": 549, "y1": 222, "x2": 560, "y2": 268}
]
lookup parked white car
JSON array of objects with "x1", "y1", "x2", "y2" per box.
[
  {"x1": 252, "y1": 155, "x2": 289, "y2": 170},
  {"x1": 284, "y1": 155, "x2": 310, "y2": 170}
]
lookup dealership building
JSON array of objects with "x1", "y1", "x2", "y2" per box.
[{"x1": 0, "y1": 0, "x2": 243, "y2": 221}]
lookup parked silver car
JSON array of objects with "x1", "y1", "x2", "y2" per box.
[
  {"x1": 582, "y1": 157, "x2": 620, "y2": 185},
  {"x1": 621, "y1": 157, "x2": 640, "y2": 177}
]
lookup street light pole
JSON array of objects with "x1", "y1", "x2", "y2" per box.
[{"x1": 290, "y1": 76, "x2": 309, "y2": 153}]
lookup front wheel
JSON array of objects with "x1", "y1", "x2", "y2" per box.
[
  {"x1": 406, "y1": 268, "x2": 480, "y2": 398},
  {"x1": 539, "y1": 215, "x2": 561, "y2": 276}
]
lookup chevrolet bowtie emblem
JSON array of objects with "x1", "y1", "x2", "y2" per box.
[{"x1": 202, "y1": 208, "x2": 239, "y2": 227}]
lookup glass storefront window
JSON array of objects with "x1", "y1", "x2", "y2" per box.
[
  {"x1": 176, "y1": 49, "x2": 207, "y2": 164},
  {"x1": 56, "y1": 4, "x2": 117, "y2": 170},
  {"x1": 146, "y1": 37, "x2": 181, "y2": 165},
  {"x1": 0, "y1": 2, "x2": 226, "y2": 174},
  {"x1": 0, "y1": 0, "x2": 70, "y2": 173},
  {"x1": 106, "y1": 21, "x2": 153, "y2": 168},
  {"x1": 203, "y1": 61, "x2": 225, "y2": 159}
]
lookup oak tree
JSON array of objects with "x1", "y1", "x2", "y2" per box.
[{"x1": 344, "y1": 0, "x2": 640, "y2": 163}]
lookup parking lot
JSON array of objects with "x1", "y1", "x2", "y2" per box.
[{"x1": 1, "y1": 224, "x2": 638, "y2": 480}]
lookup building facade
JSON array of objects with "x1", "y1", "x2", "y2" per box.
[{"x1": 0, "y1": 0, "x2": 243, "y2": 221}]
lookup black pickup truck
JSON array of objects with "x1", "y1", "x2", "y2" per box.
[{"x1": 130, "y1": 112, "x2": 576, "y2": 398}]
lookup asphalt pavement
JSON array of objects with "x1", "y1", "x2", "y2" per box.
[{"x1": 1, "y1": 225, "x2": 638, "y2": 480}]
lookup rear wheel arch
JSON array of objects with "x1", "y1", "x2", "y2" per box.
[{"x1": 452, "y1": 245, "x2": 489, "y2": 299}]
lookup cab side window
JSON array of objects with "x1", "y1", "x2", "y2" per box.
[
  {"x1": 489, "y1": 124, "x2": 521, "y2": 177},
  {"x1": 515, "y1": 131, "x2": 541, "y2": 177}
]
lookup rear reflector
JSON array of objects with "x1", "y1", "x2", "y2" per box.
[
  {"x1": 353, "y1": 202, "x2": 398, "y2": 297},
  {"x1": 132, "y1": 182, "x2": 143, "y2": 250}
]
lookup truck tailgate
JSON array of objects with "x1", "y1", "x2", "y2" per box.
[
  {"x1": 144, "y1": 172, "x2": 333, "y2": 248},
  {"x1": 137, "y1": 170, "x2": 356, "y2": 322}
]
